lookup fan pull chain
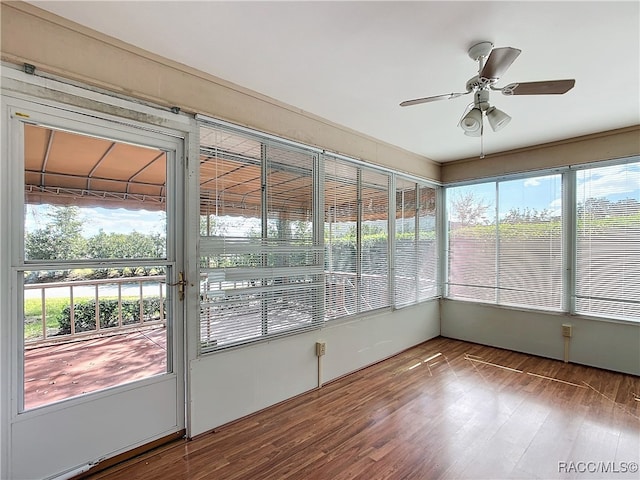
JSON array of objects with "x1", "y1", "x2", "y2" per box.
[{"x1": 480, "y1": 120, "x2": 485, "y2": 159}]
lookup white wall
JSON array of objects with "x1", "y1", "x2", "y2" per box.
[
  {"x1": 190, "y1": 300, "x2": 439, "y2": 436},
  {"x1": 441, "y1": 299, "x2": 640, "y2": 376}
]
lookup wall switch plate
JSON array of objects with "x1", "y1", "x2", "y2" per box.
[
  {"x1": 316, "y1": 342, "x2": 326, "y2": 357},
  {"x1": 562, "y1": 324, "x2": 573, "y2": 338}
]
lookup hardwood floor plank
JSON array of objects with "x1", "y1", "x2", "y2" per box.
[{"x1": 86, "y1": 337, "x2": 640, "y2": 480}]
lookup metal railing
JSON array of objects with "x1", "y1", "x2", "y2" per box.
[{"x1": 24, "y1": 275, "x2": 167, "y2": 347}]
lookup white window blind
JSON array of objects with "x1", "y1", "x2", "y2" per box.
[
  {"x1": 324, "y1": 157, "x2": 390, "y2": 319},
  {"x1": 198, "y1": 121, "x2": 440, "y2": 351},
  {"x1": 447, "y1": 182, "x2": 497, "y2": 302},
  {"x1": 447, "y1": 174, "x2": 563, "y2": 310},
  {"x1": 395, "y1": 179, "x2": 438, "y2": 306},
  {"x1": 417, "y1": 185, "x2": 439, "y2": 300},
  {"x1": 497, "y1": 176, "x2": 563, "y2": 309},
  {"x1": 324, "y1": 159, "x2": 358, "y2": 318},
  {"x1": 360, "y1": 168, "x2": 390, "y2": 312},
  {"x1": 575, "y1": 161, "x2": 640, "y2": 321},
  {"x1": 199, "y1": 125, "x2": 321, "y2": 351}
]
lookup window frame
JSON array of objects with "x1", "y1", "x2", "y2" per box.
[
  {"x1": 197, "y1": 120, "x2": 323, "y2": 353},
  {"x1": 324, "y1": 154, "x2": 394, "y2": 319},
  {"x1": 195, "y1": 117, "x2": 441, "y2": 354},
  {"x1": 442, "y1": 166, "x2": 572, "y2": 314},
  {"x1": 443, "y1": 157, "x2": 640, "y2": 324},
  {"x1": 571, "y1": 157, "x2": 640, "y2": 321},
  {"x1": 393, "y1": 176, "x2": 440, "y2": 307}
]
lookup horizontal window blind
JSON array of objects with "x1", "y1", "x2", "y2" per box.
[
  {"x1": 199, "y1": 121, "x2": 441, "y2": 352},
  {"x1": 447, "y1": 174, "x2": 563, "y2": 311},
  {"x1": 360, "y1": 168, "x2": 390, "y2": 312},
  {"x1": 324, "y1": 157, "x2": 391, "y2": 319},
  {"x1": 575, "y1": 161, "x2": 640, "y2": 321},
  {"x1": 497, "y1": 175, "x2": 563, "y2": 310},
  {"x1": 447, "y1": 183, "x2": 497, "y2": 302},
  {"x1": 200, "y1": 237, "x2": 322, "y2": 349},
  {"x1": 395, "y1": 178, "x2": 418, "y2": 306},
  {"x1": 324, "y1": 158, "x2": 359, "y2": 319},
  {"x1": 395, "y1": 179, "x2": 438, "y2": 306},
  {"x1": 199, "y1": 124, "x2": 321, "y2": 351},
  {"x1": 417, "y1": 184, "x2": 439, "y2": 301}
]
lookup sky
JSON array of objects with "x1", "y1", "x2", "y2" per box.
[
  {"x1": 24, "y1": 205, "x2": 166, "y2": 238},
  {"x1": 448, "y1": 162, "x2": 639, "y2": 222}
]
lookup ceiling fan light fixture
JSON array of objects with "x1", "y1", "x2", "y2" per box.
[
  {"x1": 487, "y1": 106, "x2": 511, "y2": 132},
  {"x1": 460, "y1": 107, "x2": 482, "y2": 133}
]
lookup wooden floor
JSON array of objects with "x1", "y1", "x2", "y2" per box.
[{"x1": 87, "y1": 337, "x2": 640, "y2": 480}]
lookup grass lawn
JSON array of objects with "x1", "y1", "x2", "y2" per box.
[{"x1": 24, "y1": 297, "x2": 71, "y2": 339}]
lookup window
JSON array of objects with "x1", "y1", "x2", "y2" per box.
[
  {"x1": 199, "y1": 125, "x2": 322, "y2": 351},
  {"x1": 198, "y1": 121, "x2": 440, "y2": 352},
  {"x1": 447, "y1": 174, "x2": 563, "y2": 311},
  {"x1": 575, "y1": 160, "x2": 640, "y2": 321},
  {"x1": 324, "y1": 156, "x2": 390, "y2": 319},
  {"x1": 324, "y1": 159, "x2": 358, "y2": 318},
  {"x1": 395, "y1": 179, "x2": 438, "y2": 306}
]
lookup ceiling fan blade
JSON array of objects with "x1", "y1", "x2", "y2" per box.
[
  {"x1": 480, "y1": 47, "x2": 521, "y2": 80},
  {"x1": 500, "y1": 79, "x2": 576, "y2": 95},
  {"x1": 399, "y1": 91, "x2": 469, "y2": 107}
]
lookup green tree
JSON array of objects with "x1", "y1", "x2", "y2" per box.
[
  {"x1": 578, "y1": 197, "x2": 640, "y2": 219},
  {"x1": 25, "y1": 205, "x2": 86, "y2": 260},
  {"x1": 578, "y1": 197, "x2": 613, "y2": 219},
  {"x1": 292, "y1": 220, "x2": 312, "y2": 240},
  {"x1": 502, "y1": 207, "x2": 553, "y2": 224},
  {"x1": 200, "y1": 214, "x2": 228, "y2": 236},
  {"x1": 344, "y1": 222, "x2": 385, "y2": 240},
  {"x1": 450, "y1": 192, "x2": 492, "y2": 226},
  {"x1": 86, "y1": 230, "x2": 165, "y2": 259}
]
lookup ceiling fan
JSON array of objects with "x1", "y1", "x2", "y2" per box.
[{"x1": 400, "y1": 41, "x2": 575, "y2": 156}]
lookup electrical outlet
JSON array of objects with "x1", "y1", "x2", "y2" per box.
[
  {"x1": 562, "y1": 324, "x2": 573, "y2": 338},
  {"x1": 316, "y1": 341, "x2": 326, "y2": 357}
]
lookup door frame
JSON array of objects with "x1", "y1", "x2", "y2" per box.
[{"x1": 1, "y1": 71, "x2": 195, "y2": 479}]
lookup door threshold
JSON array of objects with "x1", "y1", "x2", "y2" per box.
[{"x1": 73, "y1": 430, "x2": 186, "y2": 479}]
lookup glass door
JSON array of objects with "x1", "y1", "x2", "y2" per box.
[{"x1": 7, "y1": 101, "x2": 185, "y2": 480}]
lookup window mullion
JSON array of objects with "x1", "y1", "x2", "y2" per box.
[
  {"x1": 260, "y1": 143, "x2": 268, "y2": 336},
  {"x1": 414, "y1": 183, "x2": 420, "y2": 304},
  {"x1": 495, "y1": 181, "x2": 500, "y2": 304},
  {"x1": 315, "y1": 153, "x2": 324, "y2": 325},
  {"x1": 440, "y1": 187, "x2": 449, "y2": 298},
  {"x1": 356, "y1": 168, "x2": 362, "y2": 314},
  {"x1": 564, "y1": 170, "x2": 576, "y2": 314},
  {"x1": 388, "y1": 174, "x2": 396, "y2": 308}
]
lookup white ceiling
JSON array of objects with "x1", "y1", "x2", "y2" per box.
[{"x1": 29, "y1": 1, "x2": 640, "y2": 163}]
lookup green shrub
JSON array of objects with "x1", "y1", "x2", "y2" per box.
[{"x1": 57, "y1": 297, "x2": 165, "y2": 335}]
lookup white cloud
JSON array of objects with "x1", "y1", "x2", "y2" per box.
[
  {"x1": 577, "y1": 164, "x2": 640, "y2": 199},
  {"x1": 80, "y1": 207, "x2": 165, "y2": 236},
  {"x1": 524, "y1": 178, "x2": 541, "y2": 187},
  {"x1": 549, "y1": 198, "x2": 562, "y2": 209}
]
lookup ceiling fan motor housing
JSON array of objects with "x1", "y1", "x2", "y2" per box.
[{"x1": 474, "y1": 89, "x2": 491, "y2": 111}]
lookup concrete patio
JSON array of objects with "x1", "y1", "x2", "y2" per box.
[{"x1": 24, "y1": 327, "x2": 167, "y2": 410}]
